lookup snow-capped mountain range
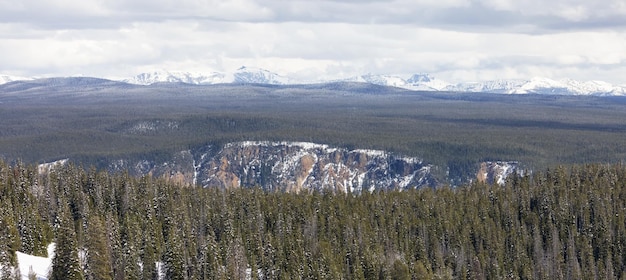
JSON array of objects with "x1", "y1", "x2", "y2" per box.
[
  {"x1": 341, "y1": 73, "x2": 450, "y2": 91},
  {"x1": 2, "y1": 68, "x2": 625, "y2": 96},
  {"x1": 124, "y1": 66, "x2": 294, "y2": 85}
]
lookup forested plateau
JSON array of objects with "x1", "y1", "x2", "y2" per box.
[{"x1": 1, "y1": 79, "x2": 626, "y2": 185}]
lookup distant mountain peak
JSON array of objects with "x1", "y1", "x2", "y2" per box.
[
  {"x1": 124, "y1": 70, "x2": 230, "y2": 85},
  {"x1": 407, "y1": 73, "x2": 433, "y2": 83},
  {"x1": 501, "y1": 77, "x2": 626, "y2": 96},
  {"x1": 124, "y1": 67, "x2": 292, "y2": 85},
  {"x1": 232, "y1": 66, "x2": 291, "y2": 84}
]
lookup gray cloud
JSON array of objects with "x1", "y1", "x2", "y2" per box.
[
  {"x1": 261, "y1": 0, "x2": 626, "y2": 33},
  {"x1": 0, "y1": 0, "x2": 625, "y2": 83},
  {"x1": 4, "y1": 0, "x2": 625, "y2": 32}
]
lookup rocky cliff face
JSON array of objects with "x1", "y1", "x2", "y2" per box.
[
  {"x1": 107, "y1": 150, "x2": 196, "y2": 186},
  {"x1": 196, "y1": 141, "x2": 436, "y2": 193},
  {"x1": 476, "y1": 161, "x2": 519, "y2": 185},
  {"x1": 105, "y1": 141, "x2": 437, "y2": 192},
  {"x1": 38, "y1": 144, "x2": 522, "y2": 191}
]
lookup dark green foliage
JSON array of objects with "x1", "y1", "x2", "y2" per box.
[
  {"x1": 2, "y1": 160, "x2": 626, "y2": 278},
  {"x1": 85, "y1": 214, "x2": 112, "y2": 280},
  {"x1": 0, "y1": 203, "x2": 20, "y2": 268},
  {"x1": 162, "y1": 228, "x2": 185, "y2": 280},
  {"x1": 49, "y1": 202, "x2": 83, "y2": 280},
  {"x1": 0, "y1": 206, "x2": 19, "y2": 280}
]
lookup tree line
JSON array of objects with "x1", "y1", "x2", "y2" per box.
[{"x1": 1, "y1": 160, "x2": 626, "y2": 279}]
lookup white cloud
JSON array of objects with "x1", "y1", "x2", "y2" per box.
[
  {"x1": 0, "y1": 0, "x2": 625, "y2": 84},
  {"x1": 106, "y1": 0, "x2": 275, "y2": 21}
]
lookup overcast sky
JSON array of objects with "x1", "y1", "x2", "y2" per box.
[{"x1": 1, "y1": 0, "x2": 625, "y2": 83}]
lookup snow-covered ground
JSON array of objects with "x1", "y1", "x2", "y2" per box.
[
  {"x1": 12, "y1": 244, "x2": 165, "y2": 280},
  {"x1": 15, "y1": 243, "x2": 54, "y2": 280}
]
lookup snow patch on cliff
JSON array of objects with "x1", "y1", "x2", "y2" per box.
[{"x1": 37, "y1": 159, "x2": 69, "y2": 175}]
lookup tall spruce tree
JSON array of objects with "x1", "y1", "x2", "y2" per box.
[
  {"x1": 0, "y1": 202, "x2": 21, "y2": 280},
  {"x1": 49, "y1": 201, "x2": 84, "y2": 280},
  {"x1": 85, "y1": 214, "x2": 113, "y2": 280},
  {"x1": 163, "y1": 226, "x2": 186, "y2": 280}
]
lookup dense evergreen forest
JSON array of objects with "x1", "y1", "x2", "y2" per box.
[
  {"x1": 1, "y1": 160, "x2": 626, "y2": 279},
  {"x1": 2, "y1": 82, "x2": 626, "y2": 184}
]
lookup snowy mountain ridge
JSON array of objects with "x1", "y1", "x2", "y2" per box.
[
  {"x1": 122, "y1": 69, "x2": 626, "y2": 95},
  {"x1": 1, "y1": 69, "x2": 625, "y2": 96},
  {"x1": 124, "y1": 66, "x2": 293, "y2": 85},
  {"x1": 340, "y1": 73, "x2": 449, "y2": 91},
  {"x1": 0, "y1": 75, "x2": 33, "y2": 84},
  {"x1": 506, "y1": 77, "x2": 626, "y2": 95},
  {"x1": 348, "y1": 75, "x2": 626, "y2": 96}
]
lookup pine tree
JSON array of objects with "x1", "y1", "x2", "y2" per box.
[
  {"x1": 0, "y1": 202, "x2": 21, "y2": 280},
  {"x1": 390, "y1": 259, "x2": 410, "y2": 280},
  {"x1": 85, "y1": 214, "x2": 113, "y2": 280},
  {"x1": 140, "y1": 236, "x2": 157, "y2": 280},
  {"x1": 120, "y1": 214, "x2": 141, "y2": 280},
  {"x1": 104, "y1": 210, "x2": 125, "y2": 280},
  {"x1": 0, "y1": 250, "x2": 13, "y2": 280},
  {"x1": 197, "y1": 229, "x2": 219, "y2": 280},
  {"x1": 49, "y1": 202, "x2": 84, "y2": 280},
  {"x1": 162, "y1": 228, "x2": 186, "y2": 280}
]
